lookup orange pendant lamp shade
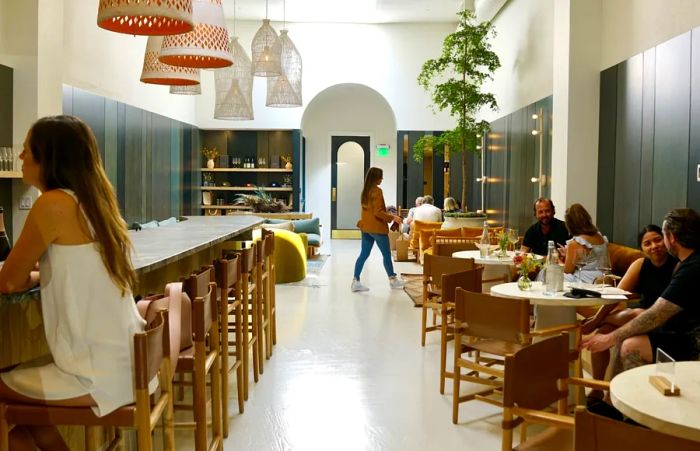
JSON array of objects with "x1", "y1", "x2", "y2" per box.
[
  {"x1": 97, "y1": 0, "x2": 194, "y2": 36},
  {"x1": 159, "y1": 0, "x2": 233, "y2": 69},
  {"x1": 141, "y1": 36, "x2": 200, "y2": 85}
]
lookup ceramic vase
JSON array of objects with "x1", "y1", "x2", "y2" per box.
[{"x1": 206, "y1": 159, "x2": 215, "y2": 169}]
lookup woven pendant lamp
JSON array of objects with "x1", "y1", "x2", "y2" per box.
[
  {"x1": 215, "y1": 38, "x2": 254, "y2": 120},
  {"x1": 97, "y1": 0, "x2": 193, "y2": 36},
  {"x1": 159, "y1": 0, "x2": 232, "y2": 69},
  {"x1": 140, "y1": 36, "x2": 200, "y2": 85},
  {"x1": 251, "y1": 18, "x2": 282, "y2": 77},
  {"x1": 266, "y1": 30, "x2": 302, "y2": 107},
  {"x1": 170, "y1": 83, "x2": 202, "y2": 95}
]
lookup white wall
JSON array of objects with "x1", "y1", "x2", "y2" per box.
[
  {"x1": 600, "y1": 0, "x2": 700, "y2": 70},
  {"x1": 301, "y1": 84, "x2": 397, "y2": 247},
  {"x1": 196, "y1": 20, "x2": 457, "y2": 131},
  {"x1": 478, "y1": 0, "x2": 554, "y2": 122}
]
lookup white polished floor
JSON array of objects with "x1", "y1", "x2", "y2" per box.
[{"x1": 178, "y1": 239, "x2": 503, "y2": 450}]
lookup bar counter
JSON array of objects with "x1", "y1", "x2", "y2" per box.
[{"x1": 0, "y1": 214, "x2": 263, "y2": 368}]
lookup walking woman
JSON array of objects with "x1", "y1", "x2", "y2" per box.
[
  {"x1": 352, "y1": 167, "x2": 406, "y2": 292},
  {"x1": 0, "y1": 116, "x2": 148, "y2": 450}
]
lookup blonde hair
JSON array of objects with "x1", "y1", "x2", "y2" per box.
[
  {"x1": 361, "y1": 167, "x2": 383, "y2": 207},
  {"x1": 29, "y1": 115, "x2": 137, "y2": 295},
  {"x1": 444, "y1": 197, "x2": 459, "y2": 212}
]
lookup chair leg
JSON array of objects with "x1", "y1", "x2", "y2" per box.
[
  {"x1": 271, "y1": 266, "x2": 277, "y2": 346},
  {"x1": 211, "y1": 349, "x2": 223, "y2": 451},
  {"x1": 264, "y1": 274, "x2": 272, "y2": 359},
  {"x1": 421, "y1": 302, "x2": 428, "y2": 346},
  {"x1": 220, "y1": 309, "x2": 230, "y2": 438},
  {"x1": 452, "y1": 334, "x2": 462, "y2": 424},
  {"x1": 235, "y1": 302, "x2": 245, "y2": 414},
  {"x1": 251, "y1": 288, "x2": 260, "y2": 383},
  {"x1": 440, "y1": 307, "x2": 448, "y2": 395},
  {"x1": 85, "y1": 426, "x2": 98, "y2": 451},
  {"x1": 193, "y1": 343, "x2": 207, "y2": 451},
  {"x1": 0, "y1": 404, "x2": 9, "y2": 451},
  {"x1": 241, "y1": 285, "x2": 250, "y2": 399}
]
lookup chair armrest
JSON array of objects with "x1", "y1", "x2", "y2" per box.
[
  {"x1": 530, "y1": 324, "x2": 579, "y2": 336},
  {"x1": 512, "y1": 407, "x2": 575, "y2": 429},
  {"x1": 568, "y1": 377, "x2": 610, "y2": 392}
]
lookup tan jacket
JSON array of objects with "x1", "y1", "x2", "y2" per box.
[{"x1": 357, "y1": 187, "x2": 393, "y2": 234}]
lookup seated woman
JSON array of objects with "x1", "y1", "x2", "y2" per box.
[
  {"x1": 582, "y1": 224, "x2": 678, "y2": 399},
  {"x1": 443, "y1": 197, "x2": 460, "y2": 215},
  {"x1": 561, "y1": 203, "x2": 609, "y2": 284},
  {"x1": 0, "y1": 116, "x2": 147, "y2": 450}
]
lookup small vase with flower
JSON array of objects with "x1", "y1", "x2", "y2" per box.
[
  {"x1": 513, "y1": 253, "x2": 541, "y2": 291},
  {"x1": 202, "y1": 146, "x2": 219, "y2": 169}
]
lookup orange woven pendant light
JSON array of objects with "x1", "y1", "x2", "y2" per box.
[
  {"x1": 97, "y1": 0, "x2": 193, "y2": 36},
  {"x1": 140, "y1": 36, "x2": 200, "y2": 85}
]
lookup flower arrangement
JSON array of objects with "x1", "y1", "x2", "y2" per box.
[
  {"x1": 497, "y1": 230, "x2": 509, "y2": 254},
  {"x1": 513, "y1": 253, "x2": 541, "y2": 277},
  {"x1": 202, "y1": 146, "x2": 219, "y2": 160}
]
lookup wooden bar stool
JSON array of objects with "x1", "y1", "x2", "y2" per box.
[
  {"x1": 213, "y1": 255, "x2": 244, "y2": 438},
  {"x1": 0, "y1": 310, "x2": 174, "y2": 451},
  {"x1": 261, "y1": 229, "x2": 277, "y2": 351},
  {"x1": 225, "y1": 244, "x2": 260, "y2": 399},
  {"x1": 256, "y1": 234, "x2": 273, "y2": 361},
  {"x1": 177, "y1": 267, "x2": 223, "y2": 451}
]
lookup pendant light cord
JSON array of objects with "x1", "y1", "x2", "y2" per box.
[
  {"x1": 283, "y1": 0, "x2": 286, "y2": 29},
  {"x1": 232, "y1": 0, "x2": 236, "y2": 37},
  {"x1": 265, "y1": 0, "x2": 269, "y2": 19}
]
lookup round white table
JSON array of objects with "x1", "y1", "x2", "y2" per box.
[
  {"x1": 611, "y1": 361, "x2": 700, "y2": 442},
  {"x1": 452, "y1": 250, "x2": 516, "y2": 290}
]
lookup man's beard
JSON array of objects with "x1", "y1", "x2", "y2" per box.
[{"x1": 667, "y1": 243, "x2": 678, "y2": 258}]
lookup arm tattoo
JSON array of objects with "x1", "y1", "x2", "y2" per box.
[{"x1": 612, "y1": 299, "x2": 682, "y2": 343}]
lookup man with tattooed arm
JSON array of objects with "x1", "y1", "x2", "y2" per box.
[{"x1": 582, "y1": 208, "x2": 700, "y2": 375}]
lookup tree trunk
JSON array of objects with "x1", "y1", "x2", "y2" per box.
[{"x1": 461, "y1": 151, "x2": 468, "y2": 211}]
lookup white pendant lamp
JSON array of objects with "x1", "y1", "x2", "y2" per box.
[
  {"x1": 266, "y1": 30, "x2": 302, "y2": 107},
  {"x1": 251, "y1": 0, "x2": 281, "y2": 77},
  {"x1": 97, "y1": 0, "x2": 193, "y2": 36},
  {"x1": 170, "y1": 84, "x2": 202, "y2": 95},
  {"x1": 215, "y1": 38, "x2": 254, "y2": 120},
  {"x1": 159, "y1": 0, "x2": 232, "y2": 69},
  {"x1": 140, "y1": 36, "x2": 200, "y2": 85}
]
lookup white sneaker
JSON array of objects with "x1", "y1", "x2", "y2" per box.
[
  {"x1": 351, "y1": 279, "x2": 369, "y2": 292},
  {"x1": 389, "y1": 276, "x2": 406, "y2": 289}
]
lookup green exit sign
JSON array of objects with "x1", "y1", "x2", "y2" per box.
[{"x1": 376, "y1": 144, "x2": 390, "y2": 157}]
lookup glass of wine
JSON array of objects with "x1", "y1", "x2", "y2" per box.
[
  {"x1": 508, "y1": 228, "x2": 519, "y2": 252},
  {"x1": 573, "y1": 247, "x2": 588, "y2": 288},
  {"x1": 597, "y1": 252, "x2": 613, "y2": 289}
]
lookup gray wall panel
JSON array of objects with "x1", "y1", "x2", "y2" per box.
[
  {"x1": 597, "y1": 66, "x2": 617, "y2": 239},
  {"x1": 688, "y1": 30, "x2": 700, "y2": 212},
  {"x1": 639, "y1": 48, "x2": 656, "y2": 229}
]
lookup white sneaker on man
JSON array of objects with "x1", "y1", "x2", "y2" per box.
[
  {"x1": 389, "y1": 276, "x2": 406, "y2": 289},
  {"x1": 351, "y1": 279, "x2": 369, "y2": 292}
]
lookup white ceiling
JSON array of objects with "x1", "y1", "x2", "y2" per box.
[{"x1": 222, "y1": 0, "x2": 469, "y2": 24}]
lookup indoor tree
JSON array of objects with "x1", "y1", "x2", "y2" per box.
[{"x1": 414, "y1": 9, "x2": 500, "y2": 209}]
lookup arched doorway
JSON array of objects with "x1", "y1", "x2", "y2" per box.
[{"x1": 331, "y1": 138, "x2": 370, "y2": 238}]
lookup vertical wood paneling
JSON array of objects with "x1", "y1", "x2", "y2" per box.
[
  {"x1": 151, "y1": 114, "x2": 171, "y2": 221},
  {"x1": 141, "y1": 113, "x2": 153, "y2": 222},
  {"x1": 170, "y1": 123, "x2": 182, "y2": 218},
  {"x1": 639, "y1": 48, "x2": 656, "y2": 229},
  {"x1": 123, "y1": 105, "x2": 143, "y2": 223},
  {"x1": 116, "y1": 103, "x2": 126, "y2": 215},
  {"x1": 72, "y1": 88, "x2": 106, "y2": 162},
  {"x1": 432, "y1": 138, "x2": 445, "y2": 208},
  {"x1": 466, "y1": 150, "x2": 481, "y2": 213},
  {"x1": 688, "y1": 29, "x2": 700, "y2": 212},
  {"x1": 597, "y1": 66, "x2": 618, "y2": 238},
  {"x1": 406, "y1": 131, "x2": 424, "y2": 205},
  {"x1": 449, "y1": 145, "x2": 463, "y2": 205},
  {"x1": 613, "y1": 55, "x2": 643, "y2": 247},
  {"x1": 104, "y1": 99, "x2": 118, "y2": 189},
  {"x1": 652, "y1": 32, "x2": 691, "y2": 223},
  {"x1": 486, "y1": 117, "x2": 507, "y2": 226}
]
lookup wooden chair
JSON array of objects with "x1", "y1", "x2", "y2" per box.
[
  {"x1": 0, "y1": 310, "x2": 175, "y2": 451},
  {"x1": 213, "y1": 255, "x2": 244, "y2": 437},
  {"x1": 261, "y1": 228, "x2": 277, "y2": 351},
  {"x1": 178, "y1": 268, "x2": 223, "y2": 451},
  {"x1": 421, "y1": 253, "x2": 476, "y2": 347},
  {"x1": 452, "y1": 289, "x2": 531, "y2": 424},
  {"x1": 438, "y1": 267, "x2": 483, "y2": 394},
  {"x1": 256, "y1": 232, "x2": 276, "y2": 362},
  {"x1": 573, "y1": 408, "x2": 700, "y2": 451},
  {"x1": 501, "y1": 333, "x2": 608, "y2": 451},
  {"x1": 432, "y1": 235, "x2": 478, "y2": 256}
]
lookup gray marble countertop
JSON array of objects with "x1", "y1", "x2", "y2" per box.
[
  {"x1": 0, "y1": 215, "x2": 263, "y2": 303},
  {"x1": 130, "y1": 215, "x2": 263, "y2": 274}
]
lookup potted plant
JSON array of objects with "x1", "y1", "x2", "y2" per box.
[
  {"x1": 234, "y1": 188, "x2": 291, "y2": 213},
  {"x1": 442, "y1": 211, "x2": 488, "y2": 229},
  {"x1": 413, "y1": 10, "x2": 500, "y2": 209}
]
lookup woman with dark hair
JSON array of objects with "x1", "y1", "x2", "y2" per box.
[
  {"x1": 560, "y1": 203, "x2": 609, "y2": 284},
  {"x1": 0, "y1": 116, "x2": 148, "y2": 450},
  {"x1": 352, "y1": 167, "x2": 406, "y2": 292},
  {"x1": 582, "y1": 224, "x2": 678, "y2": 400}
]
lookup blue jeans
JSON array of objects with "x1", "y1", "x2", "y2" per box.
[{"x1": 353, "y1": 232, "x2": 396, "y2": 280}]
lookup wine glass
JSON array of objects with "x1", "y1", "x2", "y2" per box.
[
  {"x1": 573, "y1": 247, "x2": 588, "y2": 288},
  {"x1": 508, "y1": 228, "x2": 519, "y2": 251},
  {"x1": 596, "y1": 252, "x2": 613, "y2": 289}
]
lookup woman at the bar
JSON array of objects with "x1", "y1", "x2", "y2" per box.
[{"x1": 0, "y1": 116, "x2": 148, "y2": 450}]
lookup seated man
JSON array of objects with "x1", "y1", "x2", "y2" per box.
[
  {"x1": 521, "y1": 198, "x2": 570, "y2": 256},
  {"x1": 403, "y1": 196, "x2": 423, "y2": 234},
  {"x1": 582, "y1": 208, "x2": 700, "y2": 373},
  {"x1": 411, "y1": 195, "x2": 442, "y2": 225}
]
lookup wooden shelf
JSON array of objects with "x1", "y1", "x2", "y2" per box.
[
  {"x1": 0, "y1": 171, "x2": 21, "y2": 179},
  {"x1": 201, "y1": 168, "x2": 292, "y2": 173},
  {"x1": 199, "y1": 205, "x2": 252, "y2": 210},
  {"x1": 201, "y1": 186, "x2": 293, "y2": 192}
]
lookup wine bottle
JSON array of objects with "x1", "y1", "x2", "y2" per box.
[{"x1": 0, "y1": 206, "x2": 11, "y2": 262}]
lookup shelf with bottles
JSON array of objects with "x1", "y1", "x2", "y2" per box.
[
  {"x1": 201, "y1": 168, "x2": 292, "y2": 173},
  {"x1": 203, "y1": 186, "x2": 292, "y2": 192}
]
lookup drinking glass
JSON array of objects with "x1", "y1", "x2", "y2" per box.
[
  {"x1": 573, "y1": 248, "x2": 588, "y2": 288},
  {"x1": 596, "y1": 252, "x2": 612, "y2": 289},
  {"x1": 508, "y1": 228, "x2": 519, "y2": 251},
  {"x1": 1, "y1": 147, "x2": 9, "y2": 171}
]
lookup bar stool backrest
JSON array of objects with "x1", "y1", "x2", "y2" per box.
[
  {"x1": 454, "y1": 288, "x2": 530, "y2": 344},
  {"x1": 183, "y1": 267, "x2": 216, "y2": 342}
]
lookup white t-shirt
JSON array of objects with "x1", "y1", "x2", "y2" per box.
[{"x1": 412, "y1": 203, "x2": 443, "y2": 223}]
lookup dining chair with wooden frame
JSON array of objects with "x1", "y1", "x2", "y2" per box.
[
  {"x1": 573, "y1": 407, "x2": 700, "y2": 451},
  {"x1": 501, "y1": 333, "x2": 610, "y2": 451},
  {"x1": 421, "y1": 253, "x2": 476, "y2": 347},
  {"x1": 438, "y1": 267, "x2": 484, "y2": 394},
  {"x1": 0, "y1": 310, "x2": 175, "y2": 451},
  {"x1": 432, "y1": 235, "x2": 478, "y2": 257},
  {"x1": 452, "y1": 289, "x2": 532, "y2": 424}
]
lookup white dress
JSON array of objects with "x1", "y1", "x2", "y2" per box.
[{"x1": 1, "y1": 190, "x2": 147, "y2": 417}]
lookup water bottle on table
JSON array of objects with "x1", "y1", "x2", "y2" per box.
[{"x1": 479, "y1": 221, "x2": 490, "y2": 258}]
